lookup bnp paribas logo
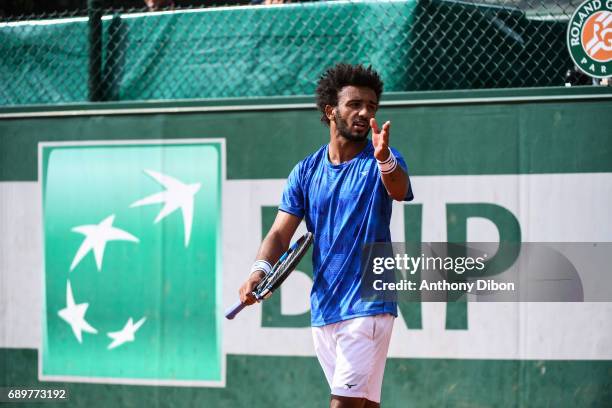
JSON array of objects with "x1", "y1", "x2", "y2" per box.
[
  {"x1": 567, "y1": 0, "x2": 612, "y2": 78},
  {"x1": 38, "y1": 139, "x2": 225, "y2": 386}
]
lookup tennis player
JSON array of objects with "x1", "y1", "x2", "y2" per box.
[{"x1": 238, "y1": 63, "x2": 414, "y2": 408}]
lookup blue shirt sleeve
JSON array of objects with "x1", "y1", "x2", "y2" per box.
[
  {"x1": 392, "y1": 147, "x2": 415, "y2": 202},
  {"x1": 279, "y1": 162, "x2": 306, "y2": 218}
]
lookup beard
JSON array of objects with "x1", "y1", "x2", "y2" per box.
[{"x1": 335, "y1": 114, "x2": 370, "y2": 142}]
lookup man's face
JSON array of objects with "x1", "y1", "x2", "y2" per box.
[{"x1": 332, "y1": 86, "x2": 378, "y2": 142}]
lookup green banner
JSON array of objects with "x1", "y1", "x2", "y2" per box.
[
  {"x1": 40, "y1": 140, "x2": 223, "y2": 385},
  {"x1": 0, "y1": 0, "x2": 570, "y2": 105}
]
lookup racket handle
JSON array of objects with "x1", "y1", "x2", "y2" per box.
[{"x1": 225, "y1": 300, "x2": 247, "y2": 320}]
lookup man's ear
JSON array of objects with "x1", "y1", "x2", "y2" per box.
[{"x1": 325, "y1": 105, "x2": 335, "y2": 121}]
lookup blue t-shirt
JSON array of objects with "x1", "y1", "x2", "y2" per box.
[{"x1": 279, "y1": 141, "x2": 414, "y2": 326}]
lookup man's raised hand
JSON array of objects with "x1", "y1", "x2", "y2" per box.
[{"x1": 371, "y1": 118, "x2": 391, "y2": 161}]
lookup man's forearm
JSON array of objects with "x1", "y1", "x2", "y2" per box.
[
  {"x1": 254, "y1": 229, "x2": 291, "y2": 270},
  {"x1": 249, "y1": 210, "x2": 302, "y2": 277},
  {"x1": 381, "y1": 165, "x2": 409, "y2": 201}
]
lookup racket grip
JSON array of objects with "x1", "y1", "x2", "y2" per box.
[{"x1": 225, "y1": 300, "x2": 247, "y2": 320}]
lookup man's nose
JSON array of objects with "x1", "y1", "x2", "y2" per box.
[{"x1": 358, "y1": 105, "x2": 371, "y2": 117}]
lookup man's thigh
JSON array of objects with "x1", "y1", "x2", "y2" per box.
[{"x1": 312, "y1": 314, "x2": 394, "y2": 404}]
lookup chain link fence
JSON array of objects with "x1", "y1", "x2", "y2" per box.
[{"x1": 0, "y1": 0, "x2": 593, "y2": 106}]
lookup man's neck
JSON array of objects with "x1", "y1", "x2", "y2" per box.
[{"x1": 328, "y1": 131, "x2": 368, "y2": 165}]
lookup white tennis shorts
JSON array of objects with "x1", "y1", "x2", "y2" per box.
[{"x1": 312, "y1": 313, "x2": 394, "y2": 403}]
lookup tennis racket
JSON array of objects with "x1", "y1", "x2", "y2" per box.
[{"x1": 225, "y1": 231, "x2": 313, "y2": 320}]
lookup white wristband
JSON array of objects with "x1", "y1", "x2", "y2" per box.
[
  {"x1": 250, "y1": 260, "x2": 272, "y2": 276},
  {"x1": 377, "y1": 149, "x2": 398, "y2": 174}
]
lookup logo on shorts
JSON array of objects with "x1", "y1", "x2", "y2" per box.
[
  {"x1": 566, "y1": 0, "x2": 612, "y2": 78},
  {"x1": 39, "y1": 140, "x2": 224, "y2": 386}
]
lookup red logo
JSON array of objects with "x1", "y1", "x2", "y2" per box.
[{"x1": 581, "y1": 11, "x2": 612, "y2": 63}]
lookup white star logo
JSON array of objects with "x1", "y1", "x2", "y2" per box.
[
  {"x1": 57, "y1": 281, "x2": 98, "y2": 343},
  {"x1": 70, "y1": 215, "x2": 139, "y2": 272},
  {"x1": 130, "y1": 169, "x2": 201, "y2": 247},
  {"x1": 107, "y1": 317, "x2": 147, "y2": 350}
]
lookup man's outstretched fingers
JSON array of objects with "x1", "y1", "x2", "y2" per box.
[
  {"x1": 370, "y1": 117, "x2": 380, "y2": 134},
  {"x1": 382, "y1": 120, "x2": 390, "y2": 134}
]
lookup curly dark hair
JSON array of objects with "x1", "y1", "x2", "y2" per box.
[{"x1": 315, "y1": 63, "x2": 384, "y2": 126}]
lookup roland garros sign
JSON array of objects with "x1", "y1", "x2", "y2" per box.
[{"x1": 567, "y1": 0, "x2": 612, "y2": 78}]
